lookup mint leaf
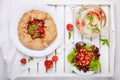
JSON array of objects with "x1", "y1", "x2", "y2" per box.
[
  {"x1": 83, "y1": 45, "x2": 92, "y2": 51},
  {"x1": 100, "y1": 38, "x2": 110, "y2": 47},
  {"x1": 92, "y1": 26, "x2": 101, "y2": 33},
  {"x1": 87, "y1": 15, "x2": 93, "y2": 23},
  {"x1": 68, "y1": 32, "x2": 72, "y2": 39},
  {"x1": 28, "y1": 57, "x2": 34, "y2": 62},
  {"x1": 28, "y1": 26, "x2": 33, "y2": 34},
  {"x1": 34, "y1": 33, "x2": 40, "y2": 38},
  {"x1": 33, "y1": 24, "x2": 39, "y2": 30}
]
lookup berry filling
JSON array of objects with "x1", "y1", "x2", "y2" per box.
[{"x1": 27, "y1": 19, "x2": 45, "y2": 39}]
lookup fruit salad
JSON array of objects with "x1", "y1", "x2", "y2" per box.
[
  {"x1": 76, "y1": 5, "x2": 106, "y2": 37},
  {"x1": 67, "y1": 41, "x2": 101, "y2": 73}
]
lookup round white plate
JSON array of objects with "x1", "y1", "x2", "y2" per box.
[
  {"x1": 67, "y1": 41, "x2": 100, "y2": 75},
  {"x1": 10, "y1": 4, "x2": 63, "y2": 57}
]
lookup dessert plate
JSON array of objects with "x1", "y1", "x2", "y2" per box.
[{"x1": 10, "y1": 4, "x2": 63, "y2": 57}]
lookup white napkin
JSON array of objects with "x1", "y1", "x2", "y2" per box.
[
  {"x1": 0, "y1": 0, "x2": 43, "y2": 79},
  {"x1": 0, "y1": 40, "x2": 24, "y2": 80}
]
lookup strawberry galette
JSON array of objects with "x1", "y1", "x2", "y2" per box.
[{"x1": 18, "y1": 10, "x2": 57, "y2": 50}]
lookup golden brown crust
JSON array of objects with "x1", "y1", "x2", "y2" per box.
[{"x1": 18, "y1": 10, "x2": 57, "y2": 50}]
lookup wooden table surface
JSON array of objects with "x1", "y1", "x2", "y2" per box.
[{"x1": 0, "y1": 0, "x2": 119, "y2": 80}]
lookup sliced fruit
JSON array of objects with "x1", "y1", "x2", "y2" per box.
[
  {"x1": 44, "y1": 60, "x2": 53, "y2": 69},
  {"x1": 38, "y1": 26, "x2": 44, "y2": 33},
  {"x1": 87, "y1": 11, "x2": 101, "y2": 20},
  {"x1": 40, "y1": 33, "x2": 45, "y2": 38}
]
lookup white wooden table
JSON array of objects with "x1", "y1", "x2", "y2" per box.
[{"x1": 0, "y1": 0, "x2": 119, "y2": 80}]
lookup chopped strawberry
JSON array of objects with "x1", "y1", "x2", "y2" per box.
[
  {"x1": 87, "y1": 11, "x2": 101, "y2": 20},
  {"x1": 40, "y1": 33, "x2": 45, "y2": 38},
  {"x1": 39, "y1": 20, "x2": 44, "y2": 27},
  {"x1": 31, "y1": 21, "x2": 36, "y2": 25},
  {"x1": 52, "y1": 56, "x2": 58, "y2": 62},
  {"x1": 76, "y1": 20, "x2": 80, "y2": 25},
  {"x1": 81, "y1": 20, "x2": 85, "y2": 26},
  {"x1": 34, "y1": 30, "x2": 40, "y2": 33},
  {"x1": 38, "y1": 26, "x2": 44, "y2": 33},
  {"x1": 66, "y1": 23, "x2": 73, "y2": 31},
  {"x1": 44, "y1": 60, "x2": 53, "y2": 69},
  {"x1": 20, "y1": 58, "x2": 26, "y2": 64},
  {"x1": 31, "y1": 35, "x2": 35, "y2": 39}
]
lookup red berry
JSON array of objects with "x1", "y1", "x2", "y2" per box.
[
  {"x1": 31, "y1": 35, "x2": 35, "y2": 39},
  {"x1": 34, "y1": 30, "x2": 40, "y2": 33},
  {"x1": 66, "y1": 23, "x2": 73, "y2": 31},
  {"x1": 40, "y1": 33, "x2": 45, "y2": 38},
  {"x1": 76, "y1": 20, "x2": 80, "y2": 25},
  {"x1": 38, "y1": 26, "x2": 44, "y2": 33},
  {"x1": 44, "y1": 60, "x2": 53, "y2": 69},
  {"x1": 39, "y1": 21, "x2": 44, "y2": 27},
  {"x1": 52, "y1": 56, "x2": 58, "y2": 62},
  {"x1": 20, "y1": 58, "x2": 26, "y2": 64},
  {"x1": 31, "y1": 21, "x2": 36, "y2": 25}
]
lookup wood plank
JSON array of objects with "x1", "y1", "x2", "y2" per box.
[
  {"x1": 65, "y1": 6, "x2": 74, "y2": 73},
  {"x1": 56, "y1": 6, "x2": 65, "y2": 73},
  {"x1": 46, "y1": 6, "x2": 56, "y2": 73},
  {"x1": 17, "y1": 73, "x2": 113, "y2": 78},
  {"x1": 74, "y1": 6, "x2": 83, "y2": 42},
  {"x1": 19, "y1": 52, "x2": 31, "y2": 75},
  {"x1": 109, "y1": 4, "x2": 115, "y2": 75},
  {"x1": 38, "y1": 57, "x2": 46, "y2": 74},
  {"x1": 100, "y1": 6, "x2": 109, "y2": 74},
  {"x1": 41, "y1": 0, "x2": 113, "y2": 6},
  {"x1": 27, "y1": 60, "x2": 37, "y2": 74},
  {"x1": 81, "y1": 4, "x2": 91, "y2": 43}
]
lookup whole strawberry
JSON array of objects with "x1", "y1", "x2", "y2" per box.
[
  {"x1": 44, "y1": 60, "x2": 53, "y2": 69},
  {"x1": 20, "y1": 58, "x2": 27, "y2": 64}
]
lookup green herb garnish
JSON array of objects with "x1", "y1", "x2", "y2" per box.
[
  {"x1": 28, "y1": 57, "x2": 34, "y2": 62},
  {"x1": 33, "y1": 24, "x2": 39, "y2": 30},
  {"x1": 88, "y1": 56, "x2": 101, "y2": 71},
  {"x1": 83, "y1": 45, "x2": 92, "y2": 51},
  {"x1": 68, "y1": 32, "x2": 72, "y2": 39},
  {"x1": 100, "y1": 38, "x2": 110, "y2": 47},
  {"x1": 92, "y1": 26, "x2": 101, "y2": 33},
  {"x1": 28, "y1": 26, "x2": 33, "y2": 34},
  {"x1": 87, "y1": 15, "x2": 93, "y2": 23},
  {"x1": 34, "y1": 33, "x2": 40, "y2": 38}
]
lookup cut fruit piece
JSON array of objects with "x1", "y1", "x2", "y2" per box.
[{"x1": 44, "y1": 60, "x2": 53, "y2": 69}]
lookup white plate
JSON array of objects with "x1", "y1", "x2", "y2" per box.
[
  {"x1": 67, "y1": 41, "x2": 100, "y2": 75},
  {"x1": 10, "y1": 4, "x2": 63, "y2": 57}
]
